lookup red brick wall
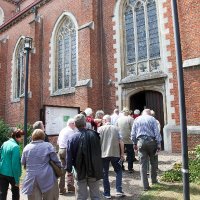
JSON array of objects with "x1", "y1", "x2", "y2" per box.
[
  {"x1": 172, "y1": 132, "x2": 200, "y2": 153},
  {"x1": 0, "y1": 1, "x2": 16, "y2": 23},
  {"x1": 0, "y1": 0, "x2": 106, "y2": 126},
  {"x1": 0, "y1": 41, "x2": 8, "y2": 119},
  {"x1": 184, "y1": 67, "x2": 200, "y2": 126}
]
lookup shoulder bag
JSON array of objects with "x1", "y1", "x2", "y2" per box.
[{"x1": 49, "y1": 160, "x2": 63, "y2": 178}]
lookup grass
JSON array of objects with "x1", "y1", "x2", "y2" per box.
[{"x1": 140, "y1": 182, "x2": 200, "y2": 200}]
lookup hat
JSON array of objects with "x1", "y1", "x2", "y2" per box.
[{"x1": 122, "y1": 107, "x2": 129, "y2": 113}]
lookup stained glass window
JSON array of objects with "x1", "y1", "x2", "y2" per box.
[
  {"x1": 55, "y1": 16, "x2": 77, "y2": 92},
  {"x1": 15, "y1": 39, "x2": 25, "y2": 99},
  {"x1": 125, "y1": 6, "x2": 135, "y2": 64},
  {"x1": 124, "y1": 0, "x2": 160, "y2": 76}
]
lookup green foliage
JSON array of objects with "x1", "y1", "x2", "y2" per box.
[
  {"x1": 16, "y1": 123, "x2": 33, "y2": 139},
  {"x1": 16, "y1": 123, "x2": 33, "y2": 152},
  {"x1": 161, "y1": 145, "x2": 200, "y2": 184},
  {"x1": 160, "y1": 163, "x2": 182, "y2": 182},
  {"x1": 0, "y1": 119, "x2": 11, "y2": 147}
]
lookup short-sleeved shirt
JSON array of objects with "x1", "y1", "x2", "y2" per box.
[{"x1": 98, "y1": 124, "x2": 122, "y2": 158}]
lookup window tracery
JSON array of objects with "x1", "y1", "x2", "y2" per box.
[{"x1": 124, "y1": 0, "x2": 160, "y2": 76}]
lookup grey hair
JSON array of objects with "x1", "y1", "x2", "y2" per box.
[
  {"x1": 103, "y1": 114, "x2": 111, "y2": 122},
  {"x1": 74, "y1": 114, "x2": 86, "y2": 128},
  {"x1": 95, "y1": 110, "x2": 104, "y2": 119},
  {"x1": 33, "y1": 121, "x2": 44, "y2": 130}
]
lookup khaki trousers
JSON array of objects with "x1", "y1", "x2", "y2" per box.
[{"x1": 28, "y1": 181, "x2": 59, "y2": 200}]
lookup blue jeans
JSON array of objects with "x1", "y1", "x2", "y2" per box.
[{"x1": 102, "y1": 157, "x2": 122, "y2": 196}]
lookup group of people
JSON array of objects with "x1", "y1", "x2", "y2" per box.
[{"x1": 0, "y1": 107, "x2": 162, "y2": 200}]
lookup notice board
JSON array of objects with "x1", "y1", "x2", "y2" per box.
[{"x1": 44, "y1": 106, "x2": 79, "y2": 135}]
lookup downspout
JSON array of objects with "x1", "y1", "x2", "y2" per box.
[{"x1": 99, "y1": 0, "x2": 105, "y2": 110}]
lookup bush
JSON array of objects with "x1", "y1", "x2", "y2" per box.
[
  {"x1": 161, "y1": 145, "x2": 200, "y2": 184},
  {"x1": 0, "y1": 119, "x2": 11, "y2": 147}
]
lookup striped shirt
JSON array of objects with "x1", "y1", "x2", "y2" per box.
[{"x1": 131, "y1": 114, "x2": 162, "y2": 145}]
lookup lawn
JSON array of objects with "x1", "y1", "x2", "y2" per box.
[{"x1": 140, "y1": 182, "x2": 200, "y2": 200}]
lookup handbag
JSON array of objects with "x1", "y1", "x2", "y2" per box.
[{"x1": 49, "y1": 160, "x2": 63, "y2": 178}]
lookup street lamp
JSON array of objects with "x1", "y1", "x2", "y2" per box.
[{"x1": 23, "y1": 36, "x2": 32, "y2": 147}]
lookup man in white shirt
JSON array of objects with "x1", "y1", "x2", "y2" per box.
[
  {"x1": 110, "y1": 108, "x2": 120, "y2": 126},
  {"x1": 57, "y1": 118, "x2": 76, "y2": 194}
]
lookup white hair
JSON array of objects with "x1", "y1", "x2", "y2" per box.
[
  {"x1": 84, "y1": 108, "x2": 93, "y2": 116},
  {"x1": 134, "y1": 109, "x2": 140, "y2": 115},
  {"x1": 67, "y1": 118, "x2": 75, "y2": 126}
]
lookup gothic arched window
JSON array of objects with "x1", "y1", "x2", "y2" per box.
[
  {"x1": 124, "y1": 0, "x2": 160, "y2": 76},
  {"x1": 0, "y1": 7, "x2": 4, "y2": 26},
  {"x1": 54, "y1": 16, "x2": 77, "y2": 93},
  {"x1": 14, "y1": 38, "x2": 25, "y2": 99}
]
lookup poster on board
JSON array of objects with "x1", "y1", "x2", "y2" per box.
[{"x1": 45, "y1": 106, "x2": 79, "y2": 135}]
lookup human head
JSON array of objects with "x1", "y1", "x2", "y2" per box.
[
  {"x1": 122, "y1": 107, "x2": 130, "y2": 116},
  {"x1": 113, "y1": 109, "x2": 119, "y2": 115},
  {"x1": 67, "y1": 118, "x2": 76, "y2": 130},
  {"x1": 150, "y1": 110, "x2": 155, "y2": 117},
  {"x1": 103, "y1": 115, "x2": 111, "y2": 123},
  {"x1": 74, "y1": 114, "x2": 86, "y2": 129},
  {"x1": 95, "y1": 110, "x2": 104, "y2": 119},
  {"x1": 33, "y1": 121, "x2": 44, "y2": 131},
  {"x1": 142, "y1": 109, "x2": 151, "y2": 116},
  {"x1": 80, "y1": 111, "x2": 86, "y2": 117},
  {"x1": 84, "y1": 108, "x2": 93, "y2": 117},
  {"x1": 134, "y1": 109, "x2": 140, "y2": 115},
  {"x1": 11, "y1": 128, "x2": 24, "y2": 142},
  {"x1": 32, "y1": 129, "x2": 45, "y2": 141}
]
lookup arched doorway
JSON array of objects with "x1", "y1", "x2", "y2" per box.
[{"x1": 130, "y1": 90, "x2": 164, "y2": 149}]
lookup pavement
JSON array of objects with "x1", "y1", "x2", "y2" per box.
[{"x1": 7, "y1": 151, "x2": 181, "y2": 199}]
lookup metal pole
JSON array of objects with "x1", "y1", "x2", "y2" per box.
[
  {"x1": 171, "y1": 0, "x2": 190, "y2": 199},
  {"x1": 23, "y1": 48, "x2": 30, "y2": 147}
]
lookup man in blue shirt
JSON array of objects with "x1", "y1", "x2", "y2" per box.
[{"x1": 131, "y1": 109, "x2": 162, "y2": 191}]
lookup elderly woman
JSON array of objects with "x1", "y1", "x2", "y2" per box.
[
  {"x1": 21, "y1": 129, "x2": 61, "y2": 200},
  {"x1": 0, "y1": 128, "x2": 24, "y2": 200}
]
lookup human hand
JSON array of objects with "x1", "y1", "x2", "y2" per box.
[
  {"x1": 157, "y1": 144, "x2": 161, "y2": 152},
  {"x1": 134, "y1": 144, "x2": 138, "y2": 151}
]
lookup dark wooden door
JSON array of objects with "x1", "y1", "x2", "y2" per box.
[{"x1": 130, "y1": 90, "x2": 164, "y2": 149}]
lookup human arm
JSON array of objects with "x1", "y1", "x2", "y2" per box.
[
  {"x1": 49, "y1": 144, "x2": 61, "y2": 167},
  {"x1": 119, "y1": 139, "x2": 125, "y2": 161},
  {"x1": 12, "y1": 146, "x2": 21, "y2": 185},
  {"x1": 152, "y1": 119, "x2": 162, "y2": 150}
]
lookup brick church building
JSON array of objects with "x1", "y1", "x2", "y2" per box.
[{"x1": 0, "y1": 0, "x2": 200, "y2": 152}]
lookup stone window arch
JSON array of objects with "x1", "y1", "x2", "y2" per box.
[
  {"x1": 50, "y1": 12, "x2": 78, "y2": 95},
  {"x1": 12, "y1": 37, "x2": 25, "y2": 100},
  {"x1": 0, "y1": 7, "x2": 4, "y2": 26},
  {"x1": 123, "y1": 0, "x2": 160, "y2": 77}
]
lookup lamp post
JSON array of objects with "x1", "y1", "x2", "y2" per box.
[
  {"x1": 171, "y1": 0, "x2": 190, "y2": 199},
  {"x1": 23, "y1": 36, "x2": 32, "y2": 147}
]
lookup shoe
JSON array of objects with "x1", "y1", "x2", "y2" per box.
[
  {"x1": 116, "y1": 191, "x2": 125, "y2": 197},
  {"x1": 103, "y1": 194, "x2": 111, "y2": 199},
  {"x1": 144, "y1": 186, "x2": 151, "y2": 191},
  {"x1": 59, "y1": 188, "x2": 66, "y2": 195},
  {"x1": 67, "y1": 184, "x2": 75, "y2": 193},
  {"x1": 133, "y1": 158, "x2": 138, "y2": 162},
  {"x1": 128, "y1": 169, "x2": 134, "y2": 173}
]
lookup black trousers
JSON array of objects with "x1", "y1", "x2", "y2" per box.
[{"x1": 0, "y1": 174, "x2": 19, "y2": 200}]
